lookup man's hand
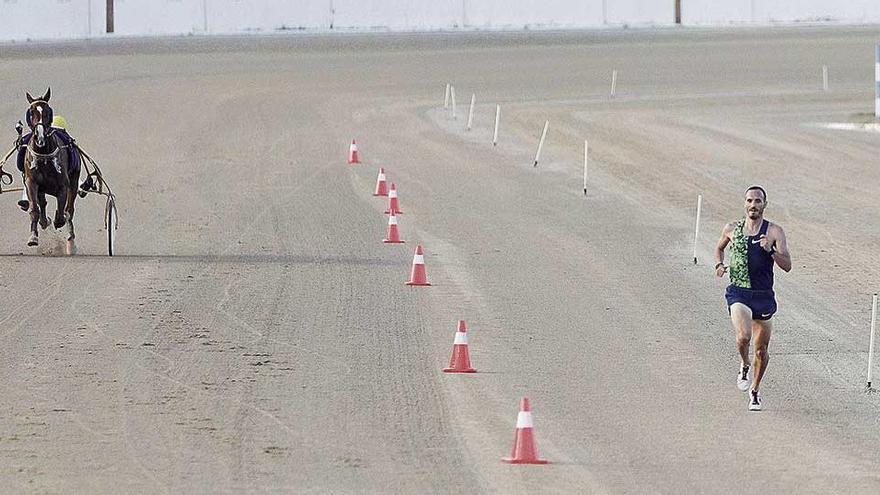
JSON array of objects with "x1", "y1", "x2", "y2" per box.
[
  {"x1": 715, "y1": 263, "x2": 727, "y2": 278},
  {"x1": 758, "y1": 234, "x2": 774, "y2": 253}
]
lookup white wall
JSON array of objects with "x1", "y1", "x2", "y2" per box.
[
  {"x1": 682, "y1": 1, "x2": 750, "y2": 25},
  {"x1": 683, "y1": 0, "x2": 880, "y2": 25},
  {"x1": 114, "y1": 0, "x2": 204, "y2": 35},
  {"x1": 756, "y1": 0, "x2": 880, "y2": 23},
  {"x1": 0, "y1": 0, "x2": 102, "y2": 40},
  {"x1": 331, "y1": 0, "x2": 461, "y2": 31},
  {"x1": 2, "y1": 1, "x2": 880, "y2": 42},
  {"x1": 464, "y1": 0, "x2": 605, "y2": 29},
  {"x1": 113, "y1": 0, "x2": 331, "y2": 35},
  {"x1": 209, "y1": 0, "x2": 330, "y2": 33},
  {"x1": 607, "y1": 0, "x2": 673, "y2": 26}
]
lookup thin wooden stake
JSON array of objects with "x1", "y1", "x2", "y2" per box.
[
  {"x1": 466, "y1": 93, "x2": 475, "y2": 131},
  {"x1": 583, "y1": 139, "x2": 589, "y2": 195},
  {"x1": 868, "y1": 293, "x2": 878, "y2": 390},
  {"x1": 493, "y1": 105, "x2": 500, "y2": 146},
  {"x1": 693, "y1": 194, "x2": 702, "y2": 265},
  {"x1": 533, "y1": 120, "x2": 549, "y2": 167},
  {"x1": 610, "y1": 69, "x2": 618, "y2": 98},
  {"x1": 451, "y1": 86, "x2": 457, "y2": 119}
]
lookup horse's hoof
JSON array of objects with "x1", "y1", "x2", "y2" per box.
[
  {"x1": 54, "y1": 220, "x2": 65, "y2": 230},
  {"x1": 17, "y1": 200, "x2": 29, "y2": 211},
  {"x1": 65, "y1": 240, "x2": 77, "y2": 256},
  {"x1": 27, "y1": 237, "x2": 38, "y2": 247}
]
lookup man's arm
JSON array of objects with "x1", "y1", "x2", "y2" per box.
[
  {"x1": 769, "y1": 224, "x2": 791, "y2": 272},
  {"x1": 714, "y1": 223, "x2": 733, "y2": 277}
]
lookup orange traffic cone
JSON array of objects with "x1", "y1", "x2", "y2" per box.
[
  {"x1": 383, "y1": 211, "x2": 404, "y2": 244},
  {"x1": 348, "y1": 139, "x2": 360, "y2": 164},
  {"x1": 501, "y1": 398, "x2": 548, "y2": 464},
  {"x1": 443, "y1": 320, "x2": 476, "y2": 373},
  {"x1": 373, "y1": 167, "x2": 388, "y2": 196},
  {"x1": 405, "y1": 245, "x2": 431, "y2": 286},
  {"x1": 384, "y1": 183, "x2": 403, "y2": 215}
]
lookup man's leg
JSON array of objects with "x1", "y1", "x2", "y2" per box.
[
  {"x1": 730, "y1": 303, "x2": 752, "y2": 365},
  {"x1": 19, "y1": 187, "x2": 29, "y2": 211},
  {"x1": 16, "y1": 136, "x2": 30, "y2": 211},
  {"x1": 751, "y1": 319, "x2": 773, "y2": 391}
]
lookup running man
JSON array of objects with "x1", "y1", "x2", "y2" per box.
[{"x1": 714, "y1": 186, "x2": 791, "y2": 411}]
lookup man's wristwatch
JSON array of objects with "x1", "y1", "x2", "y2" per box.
[{"x1": 768, "y1": 246, "x2": 776, "y2": 256}]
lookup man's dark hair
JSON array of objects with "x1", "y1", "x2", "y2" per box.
[{"x1": 745, "y1": 185, "x2": 767, "y2": 201}]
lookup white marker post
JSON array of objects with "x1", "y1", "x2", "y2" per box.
[
  {"x1": 466, "y1": 93, "x2": 475, "y2": 131},
  {"x1": 583, "y1": 139, "x2": 589, "y2": 195},
  {"x1": 610, "y1": 69, "x2": 618, "y2": 98},
  {"x1": 533, "y1": 120, "x2": 549, "y2": 167},
  {"x1": 822, "y1": 65, "x2": 828, "y2": 92},
  {"x1": 875, "y1": 45, "x2": 880, "y2": 119},
  {"x1": 493, "y1": 104, "x2": 501, "y2": 146},
  {"x1": 867, "y1": 293, "x2": 878, "y2": 390},
  {"x1": 692, "y1": 194, "x2": 702, "y2": 265},
  {"x1": 444, "y1": 83, "x2": 450, "y2": 108},
  {"x1": 451, "y1": 85, "x2": 457, "y2": 120}
]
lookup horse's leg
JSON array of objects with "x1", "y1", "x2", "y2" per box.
[
  {"x1": 64, "y1": 186, "x2": 76, "y2": 241},
  {"x1": 38, "y1": 192, "x2": 49, "y2": 229},
  {"x1": 53, "y1": 189, "x2": 67, "y2": 230},
  {"x1": 25, "y1": 178, "x2": 39, "y2": 246}
]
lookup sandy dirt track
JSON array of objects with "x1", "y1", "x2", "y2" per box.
[{"x1": 1, "y1": 26, "x2": 880, "y2": 493}]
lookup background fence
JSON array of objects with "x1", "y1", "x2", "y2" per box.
[{"x1": 2, "y1": 0, "x2": 880, "y2": 42}]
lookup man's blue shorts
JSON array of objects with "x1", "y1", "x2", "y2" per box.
[{"x1": 726, "y1": 285, "x2": 777, "y2": 320}]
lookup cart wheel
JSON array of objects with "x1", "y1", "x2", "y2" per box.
[{"x1": 107, "y1": 199, "x2": 116, "y2": 256}]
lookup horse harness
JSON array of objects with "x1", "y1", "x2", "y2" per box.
[{"x1": 25, "y1": 133, "x2": 66, "y2": 174}]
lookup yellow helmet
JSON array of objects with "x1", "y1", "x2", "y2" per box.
[{"x1": 51, "y1": 115, "x2": 68, "y2": 130}]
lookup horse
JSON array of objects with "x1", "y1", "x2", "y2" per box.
[{"x1": 22, "y1": 88, "x2": 79, "y2": 248}]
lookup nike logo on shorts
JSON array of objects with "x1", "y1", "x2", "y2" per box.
[
  {"x1": 761, "y1": 313, "x2": 771, "y2": 317},
  {"x1": 751, "y1": 239, "x2": 762, "y2": 244}
]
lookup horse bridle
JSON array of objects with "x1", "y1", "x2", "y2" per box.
[
  {"x1": 26, "y1": 100, "x2": 62, "y2": 172},
  {"x1": 28, "y1": 100, "x2": 52, "y2": 126}
]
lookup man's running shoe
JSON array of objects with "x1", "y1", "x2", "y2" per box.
[
  {"x1": 737, "y1": 364, "x2": 751, "y2": 391},
  {"x1": 748, "y1": 389, "x2": 762, "y2": 411}
]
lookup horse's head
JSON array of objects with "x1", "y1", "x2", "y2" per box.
[{"x1": 26, "y1": 88, "x2": 53, "y2": 149}]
